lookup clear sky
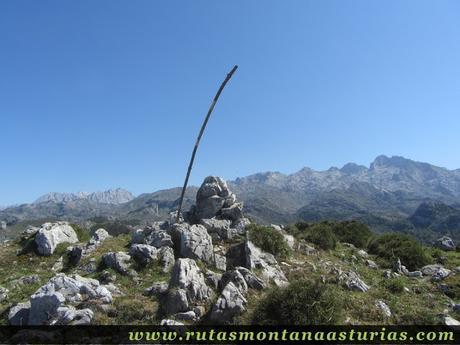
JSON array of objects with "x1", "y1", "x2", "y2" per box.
[{"x1": 1, "y1": 0, "x2": 459, "y2": 205}]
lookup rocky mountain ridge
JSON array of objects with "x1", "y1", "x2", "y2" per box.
[
  {"x1": 2, "y1": 155, "x2": 460, "y2": 242},
  {"x1": 34, "y1": 188, "x2": 134, "y2": 205}
]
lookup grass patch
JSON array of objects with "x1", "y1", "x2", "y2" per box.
[
  {"x1": 251, "y1": 279, "x2": 344, "y2": 325},
  {"x1": 247, "y1": 224, "x2": 292, "y2": 259}
]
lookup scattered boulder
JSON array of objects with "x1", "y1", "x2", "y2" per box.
[
  {"x1": 365, "y1": 259, "x2": 379, "y2": 269},
  {"x1": 209, "y1": 282, "x2": 247, "y2": 323},
  {"x1": 173, "y1": 311, "x2": 196, "y2": 321},
  {"x1": 421, "y1": 264, "x2": 451, "y2": 281},
  {"x1": 0, "y1": 286, "x2": 8, "y2": 302},
  {"x1": 129, "y1": 244, "x2": 158, "y2": 265},
  {"x1": 160, "y1": 319, "x2": 184, "y2": 326},
  {"x1": 375, "y1": 300, "x2": 391, "y2": 318},
  {"x1": 406, "y1": 271, "x2": 423, "y2": 278},
  {"x1": 102, "y1": 252, "x2": 134, "y2": 276},
  {"x1": 435, "y1": 236, "x2": 455, "y2": 251},
  {"x1": 341, "y1": 271, "x2": 370, "y2": 292},
  {"x1": 443, "y1": 315, "x2": 460, "y2": 326},
  {"x1": 84, "y1": 228, "x2": 110, "y2": 254},
  {"x1": 34, "y1": 222, "x2": 78, "y2": 256},
  {"x1": 432, "y1": 267, "x2": 451, "y2": 282}
]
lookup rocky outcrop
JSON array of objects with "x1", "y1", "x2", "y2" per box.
[
  {"x1": 129, "y1": 244, "x2": 158, "y2": 265},
  {"x1": 244, "y1": 241, "x2": 288, "y2": 287},
  {"x1": 132, "y1": 222, "x2": 173, "y2": 248},
  {"x1": 172, "y1": 223, "x2": 214, "y2": 264},
  {"x1": 421, "y1": 264, "x2": 451, "y2": 281},
  {"x1": 102, "y1": 252, "x2": 134, "y2": 276},
  {"x1": 34, "y1": 222, "x2": 78, "y2": 256},
  {"x1": 9, "y1": 274, "x2": 112, "y2": 325},
  {"x1": 209, "y1": 282, "x2": 247, "y2": 323},
  {"x1": 340, "y1": 271, "x2": 370, "y2": 292},
  {"x1": 435, "y1": 236, "x2": 456, "y2": 251},
  {"x1": 164, "y1": 258, "x2": 213, "y2": 315}
]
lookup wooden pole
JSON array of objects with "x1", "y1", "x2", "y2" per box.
[{"x1": 175, "y1": 65, "x2": 238, "y2": 223}]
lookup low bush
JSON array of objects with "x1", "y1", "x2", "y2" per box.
[
  {"x1": 383, "y1": 278, "x2": 406, "y2": 293},
  {"x1": 367, "y1": 233, "x2": 432, "y2": 271},
  {"x1": 71, "y1": 223, "x2": 91, "y2": 242},
  {"x1": 251, "y1": 279, "x2": 344, "y2": 325},
  {"x1": 331, "y1": 221, "x2": 373, "y2": 248},
  {"x1": 247, "y1": 224, "x2": 292, "y2": 259},
  {"x1": 286, "y1": 222, "x2": 337, "y2": 250}
]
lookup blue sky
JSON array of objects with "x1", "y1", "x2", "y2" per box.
[{"x1": 1, "y1": 1, "x2": 459, "y2": 205}]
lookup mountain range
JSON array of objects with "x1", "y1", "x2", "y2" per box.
[{"x1": 1, "y1": 155, "x2": 460, "y2": 242}]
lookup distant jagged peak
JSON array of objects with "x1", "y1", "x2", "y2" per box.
[
  {"x1": 340, "y1": 162, "x2": 368, "y2": 175},
  {"x1": 34, "y1": 188, "x2": 134, "y2": 205}
]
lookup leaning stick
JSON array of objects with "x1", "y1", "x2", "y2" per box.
[{"x1": 175, "y1": 65, "x2": 238, "y2": 223}]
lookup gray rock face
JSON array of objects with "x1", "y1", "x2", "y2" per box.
[
  {"x1": 35, "y1": 274, "x2": 112, "y2": 304},
  {"x1": 341, "y1": 271, "x2": 370, "y2": 292},
  {"x1": 29, "y1": 292, "x2": 66, "y2": 325},
  {"x1": 245, "y1": 241, "x2": 288, "y2": 287},
  {"x1": 236, "y1": 267, "x2": 266, "y2": 290},
  {"x1": 375, "y1": 300, "x2": 391, "y2": 317},
  {"x1": 144, "y1": 282, "x2": 169, "y2": 296},
  {"x1": 102, "y1": 252, "x2": 133, "y2": 276},
  {"x1": 173, "y1": 224, "x2": 214, "y2": 264},
  {"x1": 133, "y1": 223, "x2": 174, "y2": 248},
  {"x1": 193, "y1": 177, "x2": 242, "y2": 222},
  {"x1": 164, "y1": 289, "x2": 189, "y2": 315},
  {"x1": 214, "y1": 253, "x2": 227, "y2": 271},
  {"x1": 34, "y1": 222, "x2": 78, "y2": 256},
  {"x1": 421, "y1": 264, "x2": 450, "y2": 279},
  {"x1": 219, "y1": 270, "x2": 248, "y2": 294},
  {"x1": 158, "y1": 246, "x2": 175, "y2": 273},
  {"x1": 365, "y1": 259, "x2": 379, "y2": 269},
  {"x1": 83, "y1": 228, "x2": 111, "y2": 255},
  {"x1": 166, "y1": 258, "x2": 213, "y2": 315},
  {"x1": 209, "y1": 282, "x2": 247, "y2": 323},
  {"x1": 0, "y1": 286, "x2": 8, "y2": 302},
  {"x1": 407, "y1": 271, "x2": 423, "y2": 278},
  {"x1": 431, "y1": 267, "x2": 451, "y2": 282},
  {"x1": 435, "y1": 236, "x2": 456, "y2": 251},
  {"x1": 9, "y1": 302, "x2": 31, "y2": 326},
  {"x1": 129, "y1": 244, "x2": 158, "y2": 265},
  {"x1": 11, "y1": 273, "x2": 112, "y2": 325},
  {"x1": 200, "y1": 218, "x2": 234, "y2": 240}
]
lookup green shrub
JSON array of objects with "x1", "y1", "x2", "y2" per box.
[
  {"x1": 71, "y1": 223, "x2": 91, "y2": 242},
  {"x1": 287, "y1": 221, "x2": 341, "y2": 250},
  {"x1": 367, "y1": 233, "x2": 432, "y2": 271},
  {"x1": 251, "y1": 279, "x2": 343, "y2": 325},
  {"x1": 383, "y1": 278, "x2": 405, "y2": 293},
  {"x1": 331, "y1": 221, "x2": 373, "y2": 248},
  {"x1": 247, "y1": 224, "x2": 292, "y2": 259}
]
